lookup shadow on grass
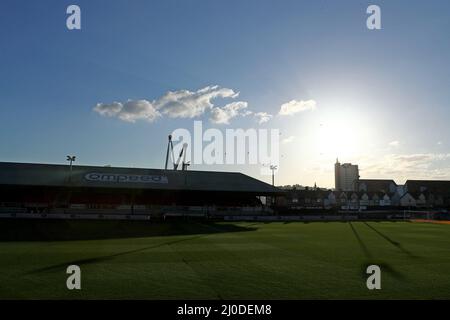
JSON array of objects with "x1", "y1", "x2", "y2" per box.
[
  {"x1": 349, "y1": 222, "x2": 372, "y2": 259},
  {"x1": 0, "y1": 219, "x2": 257, "y2": 242},
  {"x1": 362, "y1": 222, "x2": 417, "y2": 258},
  {"x1": 26, "y1": 233, "x2": 210, "y2": 274},
  {"x1": 360, "y1": 261, "x2": 406, "y2": 281},
  {"x1": 347, "y1": 223, "x2": 407, "y2": 281}
]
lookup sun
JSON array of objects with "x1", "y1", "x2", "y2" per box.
[{"x1": 313, "y1": 114, "x2": 368, "y2": 160}]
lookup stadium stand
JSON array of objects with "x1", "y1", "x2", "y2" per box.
[{"x1": 0, "y1": 162, "x2": 282, "y2": 219}]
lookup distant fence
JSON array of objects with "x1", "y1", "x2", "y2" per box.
[
  {"x1": 2, "y1": 210, "x2": 447, "y2": 222},
  {"x1": 224, "y1": 215, "x2": 359, "y2": 222},
  {"x1": 0, "y1": 213, "x2": 151, "y2": 221},
  {"x1": 402, "y1": 210, "x2": 450, "y2": 221}
]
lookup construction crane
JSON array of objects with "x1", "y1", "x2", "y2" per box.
[{"x1": 164, "y1": 135, "x2": 190, "y2": 170}]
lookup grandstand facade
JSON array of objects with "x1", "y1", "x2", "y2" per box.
[{"x1": 0, "y1": 162, "x2": 282, "y2": 219}]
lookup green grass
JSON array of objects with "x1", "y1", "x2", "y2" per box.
[{"x1": 0, "y1": 219, "x2": 450, "y2": 299}]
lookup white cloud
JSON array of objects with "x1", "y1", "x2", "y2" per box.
[
  {"x1": 210, "y1": 101, "x2": 248, "y2": 124},
  {"x1": 94, "y1": 86, "x2": 316, "y2": 125},
  {"x1": 94, "y1": 85, "x2": 243, "y2": 123},
  {"x1": 93, "y1": 100, "x2": 160, "y2": 123},
  {"x1": 155, "y1": 85, "x2": 238, "y2": 118},
  {"x1": 388, "y1": 140, "x2": 400, "y2": 147},
  {"x1": 254, "y1": 112, "x2": 272, "y2": 124},
  {"x1": 279, "y1": 99, "x2": 316, "y2": 116},
  {"x1": 282, "y1": 136, "x2": 295, "y2": 144}
]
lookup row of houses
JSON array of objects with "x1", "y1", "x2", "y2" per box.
[{"x1": 278, "y1": 179, "x2": 450, "y2": 210}]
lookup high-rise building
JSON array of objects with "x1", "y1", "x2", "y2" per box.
[{"x1": 334, "y1": 159, "x2": 359, "y2": 191}]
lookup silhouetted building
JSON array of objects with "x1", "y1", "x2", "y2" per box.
[
  {"x1": 358, "y1": 179, "x2": 397, "y2": 194},
  {"x1": 334, "y1": 159, "x2": 359, "y2": 191}
]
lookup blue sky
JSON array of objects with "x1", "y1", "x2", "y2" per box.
[{"x1": 1, "y1": 0, "x2": 450, "y2": 187}]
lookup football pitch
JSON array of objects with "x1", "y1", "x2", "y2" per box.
[{"x1": 0, "y1": 219, "x2": 449, "y2": 299}]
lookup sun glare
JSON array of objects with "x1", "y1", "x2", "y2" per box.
[{"x1": 313, "y1": 114, "x2": 368, "y2": 159}]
